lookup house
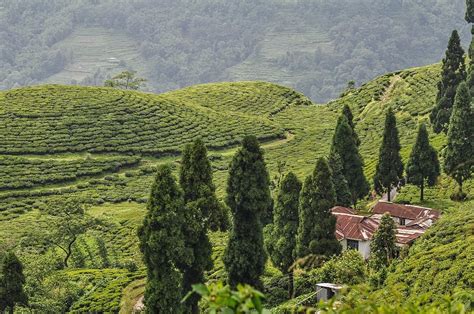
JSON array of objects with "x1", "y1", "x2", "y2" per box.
[
  {"x1": 372, "y1": 201, "x2": 439, "y2": 227},
  {"x1": 331, "y1": 202, "x2": 439, "y2": 259},
  {"x1": 332, "y1": 207, "x2": 378, "y2": 259}
]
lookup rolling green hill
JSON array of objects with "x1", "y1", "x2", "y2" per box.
[{"x1": 1, "y1": 62, "x2": 472, "y2": 312}]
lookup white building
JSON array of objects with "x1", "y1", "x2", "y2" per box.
[{"x1": 331, "y1": 202, "x2": 439, "y2": 259}]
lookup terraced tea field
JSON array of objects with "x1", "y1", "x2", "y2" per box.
[
  {"x1": 1, "y1": 62, "x2": 472, "y2": 312},
  {"x1": 43, "y1": 27, "x2": 150, "y2": 86}
]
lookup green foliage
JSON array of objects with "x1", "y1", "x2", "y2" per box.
[
  {"x1": 0, "y1": 1, "x2": 469, "y2": 103},
  {"x1": 373, "y1": 109, "x2": 404, "y2": 202},
  {"x1": 104, "y1": 71, "x2": 146, "y2": 90},
  {"x1": 443, "y1": 82, "x2": 474, "y2": 197},
  {"x1": 0, "y1": 84, "x2": 284, "y2": 155},
  {"x1": 296, "y1": 158, "x2": 341, "y2": 258},
  {"x1": 224, "y1": 136, "x2": 271, "y2": 288},
  {"x1": 370, "y1": 214, "x2": 397, "y2": 270},
  {"x1": 328, "y1": 152, "x2": 352, "y2": 207},
  {"x1": 41, "y1": 199, "x2": 96, "y2": 268},
  {"x1": 266, "y1": 172, "x2": 302, "y2": 298},
  {"x1": 330, "y1": 115, "x2": 369, "y2": 207},
  {"x1": 179, "y1": 139, "x2": 214, "y2": 312},
  {"x1": 138, "y1": 165, "x2": 188, "y2": 313},
  {"x1": 185, "y1": 282, "x2": 268, "y2": 314},
  {"x1": 381, "y1": 204, "x2": 474, "y2": 306},
  {"x1": 342, "y1": 104, "x2": 360, "y2": 146},
  {"x1": 180, "y1": 138, "x2": 227, "y2": 231},
  {"x1": 430, "y1": 30, "x2": 466, "y2": 134},
  {"x1": 0, "y1": 252, "x2": 28, "y2": 312},
  {"x1": 406, "y1": 124, "x2": 440, "y2": 201},
  {"x1": 466, "y1": 0, "x2": 474, "y2": 23}
]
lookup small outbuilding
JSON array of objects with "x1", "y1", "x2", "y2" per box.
[{"x1": 316, "y1": 283, "x2": 344, "y2": 301}]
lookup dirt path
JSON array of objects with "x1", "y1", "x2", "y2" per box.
[{"x1": 133, "y1": 296, "x2": 144, "y2": 313}]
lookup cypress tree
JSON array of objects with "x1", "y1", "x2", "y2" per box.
[
  {"x1": 223, "y1": 136, "x2": 271, "y2": 288},
  {"x1": 374, "y1": 109, "x2": 404, "y2": 202},
  {"x1": 370, "y1": 213, "x2": 397, "y2": 269},
  {"x1": 266, "y1": 172, "x2": 302, "y2": 299},
  {"x1": 179, "y1": 140, "x2": 214, "y2": 313},
  {"x1": 342, "y1": 104, "x2": 360, "y2": 146},
  {"x1": 406, "y1": 124, "x2": 440, "y2": 201},
  {"x1": 138, "y1": 165, "x2": 189, "y2": 313},
  {"x1": 466, "y1": 0, "x2": 474, "y2": 23},
  {"x1": 328, "y1": 152, "x2": 352, "y2": 207},
  {"x1": 444, "y1": 82, "x2": 474, "y2": 198},
  {"x1": 331, "y1": 115, "x2": 369, "y2": 207},
  {"x1": 430, "y1": 30, "x2": 466, "y2": 134},
  {"x1": 0, "y1": 252, "x2": 27, "y2": 314},
  {"x1": 468, "y1": 26, "x2": 474, "y2": 95},
  {"x1": 296, "y1": 158, "x2": 341, "y2": 258}
]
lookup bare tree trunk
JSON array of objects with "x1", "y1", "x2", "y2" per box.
[
  {"x1": 288, "y1": 271, "x2": 294, "y2": 299},
  {"x1": 420, "y1": 180, "x2": 424, "y2": 202},
  {"x1": 63, "y1": 237, "x2": 77, "y2": 267}
]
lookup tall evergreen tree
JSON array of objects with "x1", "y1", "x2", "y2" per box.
[
  {"x1": 370, "y1": 213, "x2": 397, "y2": 270},
  {"x1": 406, "y1": 124, "x2": 440, "y2": 201},
  {"x1": 430, "y1": 30, "x2": 466, "y2": 134},
  {"x1": 138, "y1": 165, "x2": 189, "y2": 313},
  {"x1": 328, "y1": 152, "x2": 352, "y2": 207},
  {"x1": 0, "y1": 252, "x2": 27, "y2": 314},
  {"x1": 224, "y1": 136, "x2": 271, "y2": 288},
  {"x1": 468, "y1": 26, "x2": 474, "y2": 95},
  {"x1": 444, "y1": 82, "x2": 474, "y2": 198},
  {"x1": 331, "y1": 115, "x2": 369, "y2": 207},
  {"x1": 296, "y1": 158, "x2": 341, "y2": 258},
  {"x1": 342, "y1": 104, "x2": 360, "y2": 146},
  {"x1": 374, "y1": 109, "x2": 404, "y2": 202},
  {"x1": 466, "y1": 0, "x2": 474, "y2": 23},
  {"x1": 179, "y1": 139, "x2": 214, "y2": 313},
  {"x1": 266, "y1": 172, "x2": 302, "y2": 299}
]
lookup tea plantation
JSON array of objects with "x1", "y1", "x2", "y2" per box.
[{"x1": 1, "y1": 63, "x2": 472, "y2": 312}]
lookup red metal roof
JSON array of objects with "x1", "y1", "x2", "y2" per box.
[
  {"x1": 373, "y1": 201, "x2": 440, "y2": 220},
  {"x1": 331, "y1": 205, "x2": 435, "y2": 245},
  {"x1": 333, "y1": 212, "x2": 379, "y2": 241}
]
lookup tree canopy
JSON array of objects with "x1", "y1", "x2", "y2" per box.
[
  {"x1": 370, "y1": 213, "x2": 397, "y2": 270},
  {"x1": 104, "y1": 71, "x2": 147, "y2": 90},
  {"x1": 266, "y1": 172, "x2": 302, "y2": 298},
  {"x1": 0, "y1": 252, "x2": 28, "y2": 313},
  {"x1": 374, "y1": 109, "x2": 404, "y2": 202},
  {"x1": 430, "y1": 30, "x2": 466, "y2": 134},
  {"x1": 406, "y1": 124, "x2": 440, "y2": 201},
  {"x1": 224, "y1": 136, "x2": 271, "y2": 288},
  {"x1": 138, "y1": 165, "x2": 189, "y2": 313},
  {"x1": 330, "y1": 114, "x2": 369, "y2": 207},
  {"x1": 443, "y1": 82, "x2": 474, "y2": 198},
  {"x1": 296, "y1": 158, "x2": 341, "y2": 258},
  {"x1": 179, "y1": 140, "x2": 214, "y2": 313}
]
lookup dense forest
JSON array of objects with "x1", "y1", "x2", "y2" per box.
[{"x1": 0, "y1": 0, "x2": 469, "y2": 101}]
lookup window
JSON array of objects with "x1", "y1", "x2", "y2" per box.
[
  {"x1": 400, "y1": 218, "x2": 406, "y2": 225},
  {"x1": 347, "y1": 239, "x2": 359, "y2": 250}
]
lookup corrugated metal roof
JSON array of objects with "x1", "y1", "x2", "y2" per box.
[{"x1": 373, "y1": 201, "x2": 440, "y2": 220}]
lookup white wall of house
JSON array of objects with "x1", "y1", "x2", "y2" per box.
[{"x1": 339, "y1": 239, "x2": 371, "y2": 259}]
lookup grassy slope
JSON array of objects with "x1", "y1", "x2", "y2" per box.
[
  {"x1": 381, "y1": 203, "x2": 474, "y2": 305},
  {"x1": 1, "y1": 62, "x2": 472, "y2": 311}
]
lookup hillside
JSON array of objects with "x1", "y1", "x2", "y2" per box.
[
  {"x1": 381, "y1": 203, "x2": 473, "y2": 305},
  {"x1": 0, "y1": 63, "x2": 472, "y2": 312},
  {"x1": 0, "y1": 0, "x2": 469, "y2": 101}
]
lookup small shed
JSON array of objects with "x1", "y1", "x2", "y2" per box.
[{"x1": 316, "y1": 283, "x2": 344, "y2": 302}]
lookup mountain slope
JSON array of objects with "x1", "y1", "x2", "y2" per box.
[{"x1": 0, "y1": 62, "x2": 472, "y2": 312}]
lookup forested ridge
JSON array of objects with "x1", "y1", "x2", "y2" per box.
[{"x1": 0, "y1": 0, "x2": 469, "y2": 101}]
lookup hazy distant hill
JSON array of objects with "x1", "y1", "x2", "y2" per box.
[{"x1": 0, "y1": 0, "x2": 469, "y2": 101}]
